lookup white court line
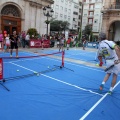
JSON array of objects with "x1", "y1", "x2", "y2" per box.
[
  {"x1": 10, "y1": 62, "x2": 103, "y2": 96},
  {"x1": 79, "y1": 80, "x2": 120, "y2": 120}
]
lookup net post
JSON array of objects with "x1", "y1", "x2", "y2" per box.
[
  {"x1": 62, "y1": 50, "x2": 65, "y2": 67},
  {"x1": 0, "y1": 58, "x2": 3, "y2": 81}
]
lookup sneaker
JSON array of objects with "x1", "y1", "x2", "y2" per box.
[
  {"x1": 108, "y1": 91, "x2": 112, "y2": 95},
  {"x1": 99, "y1": 84, "x2": 104, "y2": 91},
  {"x1": 10, "y1": 55, "x2": 12, "y2": 58}
]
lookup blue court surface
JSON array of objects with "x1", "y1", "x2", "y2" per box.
[{"x1": 0, "y1": 49, "x2": 120, "y2": 120}]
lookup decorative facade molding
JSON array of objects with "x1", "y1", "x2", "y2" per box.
[{"x1": 24, "y1": 0, "x2": 54, "y2": 7}]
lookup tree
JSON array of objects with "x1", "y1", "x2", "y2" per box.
[
  {"x1": 60, "y1": 21, "x2": 70, "y2": 34},
  {"x1": 27, "y1": 28, "x2": 38, "y2": 38},
  {"x1": 50, "y1": 20, "x2": 70, "y2": 34},
  {"x1": 83, "y1": 25, "x2": 92, "y2": 41}
]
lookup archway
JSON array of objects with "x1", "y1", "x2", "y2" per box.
[
  {"x1": 1, "y1": 4, "x2": 21, "y2": 34},
  {"x1": 108, "y1": 21, "x2": 120, "y2": 44}
]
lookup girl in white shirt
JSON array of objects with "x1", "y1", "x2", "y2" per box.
[{"x1": 5, "y1": 34, "x2": 10, "y2": 52}]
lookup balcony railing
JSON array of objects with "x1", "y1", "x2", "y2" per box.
[{"x1": 109, "y1": 4, "x2": 120, "y2": 9}]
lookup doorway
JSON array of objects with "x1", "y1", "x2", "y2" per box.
[{"x1": 1, "y1": 16, "x2": 21, "y2": 35}]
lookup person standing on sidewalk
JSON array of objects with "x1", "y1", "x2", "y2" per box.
[
  {"x1": 98, "y1": 33, "x2": 120, "y2": 94},
  {"x1": 0, "y1": 31, "x2": 3, "y2": 49}
]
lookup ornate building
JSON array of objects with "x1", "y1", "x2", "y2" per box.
[
  {"x1": 102, "y1": 0, "x2": 120, "y2": 43},
  {"x1": 0, "y1": 0, "x2": 54, "y2": 35}
]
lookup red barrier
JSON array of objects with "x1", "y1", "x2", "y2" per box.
[
  {"x1": 30, "y1": 39, "x2": 50, "y2": 48},
  {"x1": 0, "y1": 58, "x2": 3, "y2": 80}
]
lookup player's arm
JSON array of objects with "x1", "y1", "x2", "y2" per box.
[
  {"x1": 114, "y1": 45, "x2": 120, "y2": 63},
  {"x1": 97, "y1": 49, "x2": 103, "y2": 66}
]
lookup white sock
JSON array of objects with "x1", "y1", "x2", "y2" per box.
[
  {"x1": 102, "y1": 81, "x2": 105, "y2": 85},
  {"x1": 109, "y1": 87, "x2": 113, "y2": 92}
]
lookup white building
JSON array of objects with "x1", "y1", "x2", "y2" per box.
[
  {"x1": 0, "y1": 0, "x2": 54, "y2": 35},
  {"x1": 52, "y1": 0, "x2": 82, "y2": 31},
  {"x1": 82, "y1": 0, "x2": 103, "y2": 36}
]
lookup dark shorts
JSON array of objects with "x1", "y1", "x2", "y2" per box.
[{"x1": 11, "y1": 43, "x2": 18, "y2": 49}]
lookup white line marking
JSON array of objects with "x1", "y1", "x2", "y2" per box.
[
  {"x1": 10, "y1": 62, "x2": 103, "y2": 96},
  {"x1": 79, "y1": 80, "x2": 120, "y2": 120}
]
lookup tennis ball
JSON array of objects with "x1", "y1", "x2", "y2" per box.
[
  {"x1": 37, "y1": 73, "x2": 39, "y2": 76},
  {"x1": 96, "y1": 63, "x2": 99, "y2": 66},
  {"x1": 48, "y1": 66, "x2": 49, "y2": 68},
  {"x1": 34, "y1": 72, "x2": 37, "y2": 74},
  {"x1": 17, "y1": 70, "x2": 19, "y2": 72}
]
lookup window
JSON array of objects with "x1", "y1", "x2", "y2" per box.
[
  {"x1": 89, "y1": 4, "x2": 94, "y2": 9},
  {"x1": 73, "y1": 12, "x2": 78, "y2": 15},
  {"x1": 55, "y1": 5, "x2": 59, "y2": 10},
  {"x1": 65, "y1": 8, "x2": 67, "y2": 12},
  {"x1": 60, "y1": 14, "x2": 63, "y2": 17},
  {"x1": 89, "y1": 11, "x2": 94, "y2": 16},
  {"x1": 1, "y1": 5, "x2": 20, "y2": 17},
  {"x1": 68, "y1": 9, "x2": 71, "y2": 14},
  {"x1": 88, "y1": 18, "x2": 93, "y2": 24},
  {"x1": 55, "y1": 12, "x2": 58, "y2": 18},
  {"x1": 64, "y1": 15, "x2": 67, "y2": 19},
  {"x1": 68, "y1": 16, "x2": 70, "y2": 21},
  {"x1": 94, "y1": 19, "x2": 98, "y2": 23},
  {"x1": 74, "y1": 5, "x2": 79, "y2": 9},
  {"x1": 60, "y1": 6, "x2": 63, "y2": 10}
]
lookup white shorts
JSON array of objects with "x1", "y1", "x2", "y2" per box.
[{"x1": 106, "y1": 60, "x2": 120, "y2": 75}]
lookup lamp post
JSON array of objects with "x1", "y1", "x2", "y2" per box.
[{"x1": 43, "y1": 5, "x2": 54, "y2": 36}]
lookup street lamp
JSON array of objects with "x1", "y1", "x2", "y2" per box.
[{"x1": 43, "y1": 5, "x2": 54, "y2": 36}]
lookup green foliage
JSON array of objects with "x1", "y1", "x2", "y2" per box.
[
  {"x1": 27, "y1": 28, "x2": 38, "y2": 38},
  {"x1": 50, "y1": 20, "x2": 70, "y2": 32},
  {"x1": 84, "y1": 25, "x2": 92, "y2": 35},
  {"x1": 78, "y1": 28, "x2": 82, "y2": 42},
  {"x1": 90, "y1": 32, "x2": 93, "y2": 42}
]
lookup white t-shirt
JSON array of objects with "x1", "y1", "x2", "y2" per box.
[
  {"x1": 98, "y1": 40, "x2": 118, "y2": 60},
  {"x1": 6, "y1": 37, "x2": 10, "y2": 45},
  {"x1": 98, "y1": 40, "x2": 120, "y2": 74},
  {"x1": 25, "y1": 35, "x2": 30, "y2": 40},
  {"x1": 60, "y1": 39, "x2": 64, "y2": 44}
]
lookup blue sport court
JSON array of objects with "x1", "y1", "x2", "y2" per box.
[{"x1": 0, "y1": 49, "x2": 120, "y2": 120}]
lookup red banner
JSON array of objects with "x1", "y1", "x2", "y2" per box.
[
  {"x1": 0, "y1": 58, "x2": 3, "y2": 80},
  {"x1": 30, "y1": 39, "x2": 50, "y2": 48}
]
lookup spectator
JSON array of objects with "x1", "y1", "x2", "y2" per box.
[
  {"x1": 22, "y1": 31, "x2": 26, "y2": 48},
  {"x1": 0, "y1": 31, "x2": 3, "y2": 49},
  {"x1": 66, "y1": 37, "x2": 71, "y2": 50},
  {"x1": 25, "y1": 33, "x2": 30, "y2": 48}
]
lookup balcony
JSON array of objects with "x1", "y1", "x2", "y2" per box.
[
  {"x1": 88, "y1": 15, "x2": 94, "y2": 18},
  {"x1": 102, "y1": 4, "x2": 120, "y2": 13}
]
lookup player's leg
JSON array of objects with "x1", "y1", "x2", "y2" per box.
[
  {"x1": 108, "y1": 73, "x2": 117, "y2": 94},
  {"x1": 15, "y1": 43, "x2": 18, "y2": 58},
  {"x1": 10, "y1": 43, "x2": 14, "y2": 57},
  {"x1": 59, "y1": 44, "x2": 61, "y2": 52},
  {"x1": 99, "y1": 73, "x2": 111, "y2": 91}
]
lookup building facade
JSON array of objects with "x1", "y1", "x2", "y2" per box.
[
  {"x1": 0, "y1": 0, "x2": 54, "y2": 35},
  {"x1": 82, "y1": 0, "x2": 103, "y2": 36},
  {"x1": 52, "y1": 0, "x2": 82, "y2": 32},
  {"x1": 101, "y1": 0, "x2": 120, "y2": 43}
]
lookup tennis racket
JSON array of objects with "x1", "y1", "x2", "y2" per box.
[{"x1": 104, "y1": 60, "x2": 120, "y2": 72}]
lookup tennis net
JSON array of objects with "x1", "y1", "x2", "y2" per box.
[{"x1": 0, "y1": 51, "x2": 65, "y2": 82}]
